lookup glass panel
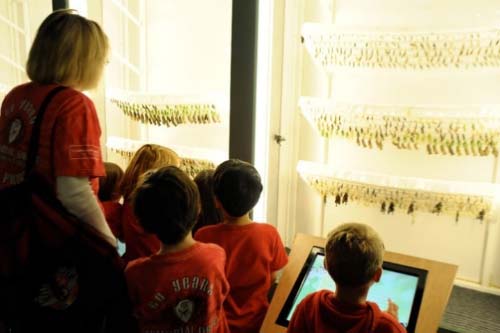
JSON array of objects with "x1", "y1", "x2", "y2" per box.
[
  {"x1": 0, "y1": 0, "x2": 50, "y2": 89},
  {"x1": 102, "y1": 0, "x2": 232, "y2": 177}
]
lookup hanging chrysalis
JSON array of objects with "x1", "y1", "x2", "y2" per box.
[
  {"x1": 477, "y1": 209, "x2": 485, "y2": 221},
  {"x1": 335, "y1": 194, "x2": 341, "y2": 206},
  {"x1": 432, "y1": 202, "x2": 443, "y2": 215},
  {"x1": 388, "y1": 202, "x2": 395, "y2": 214},
  {"x1": 342, "y1": 192, "x2": 349, "y2": 204},
  {"x1": 381, "y1": 201, "x2": 386, "y2": 213},
  {"x1": 407, "y1": 202, "x2": 415, "y2": 215}
]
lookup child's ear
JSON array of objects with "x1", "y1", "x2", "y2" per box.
[{"x1": 373, "y1": 267, "x2": 382, "y2": 282}]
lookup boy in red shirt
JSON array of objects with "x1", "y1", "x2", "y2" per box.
[
  {"x1": 125, "y1": 166, "x2": 230, "y2": 333},
  {"x1": 195, "y1": 159, "x2": 288, "y2": 333},
  {"x1": 288, "y1": 223, "x2": 406, "y2": 333},
  {"x1": 120, "y1": 144, "x2": 181, "y2": 263}
]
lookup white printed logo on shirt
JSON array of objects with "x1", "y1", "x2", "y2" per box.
[
  {"x1": 7, "y1": 118, "x2": 23, "y2": 144},
  {"x1": 33, "y1": 266, "x2": 79, "y2": 310},
  {"x1": 174, "y1": 299, "x2": 194, "y2": 323}
]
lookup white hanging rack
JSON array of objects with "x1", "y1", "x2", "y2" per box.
[
  {"x1": 299, "y1": 96, "x2": 500, "y2": 157},
  {"x1": 106, "y1": 89, "x2": 224, "y2": 127},
  {"x1": 297, "y1": 160, "x2": 499, "y2": 221},
  {"x1": 106, "y1": 136, "x2": 227, "y2": 165},
  {"x1": 301, "y1": 23, "x2": 500, "y2": 70}
]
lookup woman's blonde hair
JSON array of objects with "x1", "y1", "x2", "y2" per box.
[
  {"x1": 120, "y1": 144, "x2": 181, "y2": 200},
  {"x1": 26, "y1": 9, "x2": 109, "y2": 90}
]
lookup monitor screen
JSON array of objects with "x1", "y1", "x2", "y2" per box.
[{"x1": 277, "y1": 247, "x2": 427, "y2": 333}]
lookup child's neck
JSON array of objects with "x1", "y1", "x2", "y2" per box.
[
  {"x1": 224, "y1": 213, "x2": 253, "y2": 226},
  {"x1": 334, "y1": 284, "x2": 370, "y2": 306},
  {"x1": 158, "y1": 233, "x2": 196, "y2": 254}
]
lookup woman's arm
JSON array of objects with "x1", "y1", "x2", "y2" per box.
[{"x1": 57, "y1": 176, "x2": 116, "y2": 246}]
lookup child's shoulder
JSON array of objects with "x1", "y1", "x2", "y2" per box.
[
  {"x1": 124, "y1": 256, "x2": 151, "y2": 275},
  {"x1": 196, "y1": 222, "x2": 280, "y2": 243},
  {"x1": 188, "y1": 242, "x2": 227, "y2": 271},
  {"x1": 196, "y1": 241, "x2": 225, "y2": 256},
  {"x1": 251, "y1": 222, "x2": 282, "y2": 237},
  {"x1": 252, "y1": 221, "x2": 278, "y2": 231},
  {"x1": 194, "y1": 223, "x2": 226, "y2": 239},
  {"x1": 197, "y1": 223, "x2": 224, "y2": 233},
  {"x1": 297, "y1": 290, "x2": 332, "y2": 312}
]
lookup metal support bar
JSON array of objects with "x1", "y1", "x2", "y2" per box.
[
  {"x1": 52, "y1": 0, "x2": 69, "y2": 11},
  {"x1": 110, "y1": 0, "x2": 141, "y2": 27},
  {"x1": 229, "y1": 0, "x2": 259, "y2": 163},
  {"x1": 0, "y1": 13, "x2": 25, "y2": 34},
  {"x1": 0, "y1": 53, "x2": 25, "y2": 72}
]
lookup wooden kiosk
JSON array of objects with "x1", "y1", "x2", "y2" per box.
[{"x1": 261, "y1": 233, "x2": 458, "y2": 333}]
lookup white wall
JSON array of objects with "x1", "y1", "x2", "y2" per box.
[{"x1": 284, "y1": 0, "x2": 500, "y2": 289}]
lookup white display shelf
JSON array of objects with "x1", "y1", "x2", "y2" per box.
[
  {"x1": 297, "y1": 160, "x2": 498, "y2": 221},
  {"x1": 106, "y1": 89, "x2": 224, "y2": 127},
  {"x1": 299, "y1": 96, "x2": 500, "y2": 157},
  {"x1": 301, "y1": 23, "x2": 500, "y2": 70},
  {"x1": 106, "y1": 136, "x2": 227, "y2": 177}
]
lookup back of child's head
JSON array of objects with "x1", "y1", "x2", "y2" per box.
[
  {"x1": 325, "y1": 223, "x2": 385, "y2": 287},
  {"x1": 120, "y1": 144, "x2": 180, "y2": 200},
  {"x1": 132, "y1": 166, "x2": 200, "y2": 245},
  {"x1": 193, "y1": 169, "x2": 222, "y2": 233},
  {"x1": 213, "y1": 159, "x2": 263, "y2": 218},
  {"x1": 98, "y1": 162, "x2": 124, "y2": 202}
]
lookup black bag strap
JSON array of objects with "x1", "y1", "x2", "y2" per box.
[{"x1": 25, "y1": 86, "x2": 67, "y2": 177}]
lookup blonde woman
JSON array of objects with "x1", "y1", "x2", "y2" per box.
[
  {"x1": 0, "y1": 10, "x2": 139, "y2": 333},
  {"x1": 0, "y1": 10, "x2": 115, "y2": 245}
]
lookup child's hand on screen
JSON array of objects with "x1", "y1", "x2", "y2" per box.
[{"x1": 386, "y1": 298, "x2": 399, "y2": 320}]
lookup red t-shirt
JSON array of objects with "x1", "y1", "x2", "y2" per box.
[
  {"x1": 288, "y1": 290, "x2": 407, "y2": 333},
  {"x1": 195, "y1": 222, "x2": 288, "y2": 333},
  {"x1": 101, "y1": 201, "x2": 123, "y2": 240},
  {"x1": 0, "y1": 83, "x2": 104, "y2": 191},
  {"x1": 122, "y1": 201, "x2": 161, "y2": 263},
  {"x1": 125, "y1": 242, "x2": 230, "y2": 333}
]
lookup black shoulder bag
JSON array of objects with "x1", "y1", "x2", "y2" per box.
[{"x1": 0, "y1": 86, "x2": 137, "y2": 332}]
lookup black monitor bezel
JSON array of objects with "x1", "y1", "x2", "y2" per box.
[{"x1": 276, "y1": 246, "x2": 428, "y2": 333}]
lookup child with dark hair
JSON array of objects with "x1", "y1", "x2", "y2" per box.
[
  {"x1": 98, "y1": 162, "x2": 124, "y2": 239},
  {"x1": 125, "y1": 166, "x2": 229, "y2": 333},
  {"x1": 195, "y1": 159, "x2": 288, "y2": 333},
  {"x1": 125, "y1": 166, "x2": 230, "y2": 333},
  {"x1": 287, "y1": 223, "x2": 405, "y2": 333},
  {"x1": 120, "y1": 144, "x2": 180, "y2": 263},
  {"x1": 192, "y1": 169, "x2": 223, "y2": 234}
]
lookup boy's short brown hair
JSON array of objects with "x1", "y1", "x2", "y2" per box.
[
  {"x1": 325, "y1": 223, "x2": 385, "y2": 287},
  {"x1": 26, "y1": 9, "x2": 109, "y2": 90},
  {"x1": 133, "y1": 166, "x2": 200, "y2": 245},
  {"x1": 213, "y1": 159, "x2": 262, "y2": 217}
]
